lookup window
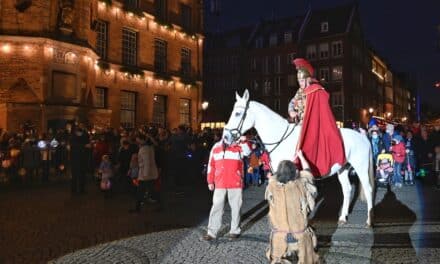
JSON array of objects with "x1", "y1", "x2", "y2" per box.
[
  {"x1": 154, "y1": 38, "x2": 167, "y2": 73},
  {"x1": 274, "y1": 77, "x2": 281, "y2": 95},
  {"x1": 250, "y1": 58, "x2": 257, "y2": 72},
  {"x1": 331, "y1": 92, "x2": 343, "y2": 106},
  {"x1": 179, "y1": 98, "x2": 191, "y2": 126},
  {"x1": 180, "y1": 3, "x2": 192, "y2": 31},
  {"x1": 274, "y1": 99, "x2": 280, "y2": 112},
  {"x1": 181, "y1": 47, "x2": 191, "y2": 77},
  {"x1": 284, "y1": 32, "x2": 292, "y2": 43},
  {"x1": 122, "y1": 28, "x2": 137, "y2": 66},
  {"x1": 286, "y1": 52, "x2": 296, "y2": 64},
  {"x1": 319, "y1": 43, "x2": 329, "y2": 59},
  {"x1": 274, "y1": 55, "x2": 281, "y2": 73},
  {"x1": 263, "y1": 56, "x2": 269, "y2": 74},
  {"x1": 319, "y1": 67, "x2": 330, "y2": 82},
  {"x1": 120, "y1": 91, "x2": 136, "y2": 128},
  {"x1": 153, "y1": 94, "x2": 167, "y2": 127},
  {"x1": 269, "y1": 33, "x2": 278, "y2": 46},
  {"x1": 124, "y1": 0, "x2": 138, "y2": 8},
  {"x1": 306, "y1": 45, "x2": 316, "y2": 60},
  {"x1": 95, "y1": 20, "x2": 108, "y2": 59},
  {"x1": 287, "y1": 74, "x2": 296, "y2": 87},
  {"x1": 155, "y1": 0, "x2": 167, "y2": 21},
  {"x1": 255, "y1": 37, "x2": 263, "y2": 48},
  {"x1": 332, "y1": 66, "x2": 343, "y2": 81},
  {"x1": 263, "y1": 79, "x2": 271, "y2": 95},
  {"x1": 252, "y1": 80, "x2": 259, "y2": 91},
  {"x1": 95, "y1": 87, "x2": 107, "y2": 108},
  {"x1": 331, "y1": 41, "x2": 343, "y2": 57},
  {"x1": 321, "y1": 22, "x2": 328, "y2": 33}
]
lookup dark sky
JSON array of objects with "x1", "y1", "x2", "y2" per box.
[{"x1": 205, "y1": 0, "x2": 440, "y2": 111}]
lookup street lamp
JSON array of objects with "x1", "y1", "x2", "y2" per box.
[
  {"x1": 201, "y1": 101, "x2": 209, "y2": 110},
  {"x1": 368, "y1": 107, "x2": 374, "y2": 114}
]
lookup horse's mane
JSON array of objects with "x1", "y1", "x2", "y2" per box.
[{"x1": 249, "y1": 100, "x2": 288, "y2": 124}]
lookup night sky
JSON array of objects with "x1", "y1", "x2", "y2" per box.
[{"x1": 205, "y1": 0, "x2": 440, "y2": 112}]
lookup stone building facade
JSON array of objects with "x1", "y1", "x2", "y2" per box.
[{"x1": 0, "y1": 0, "x2": 204, "y2": 131}]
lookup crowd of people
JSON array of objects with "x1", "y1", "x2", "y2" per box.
[{"x1": 365, "y1": 122, "x2": 440, "y2": 188}]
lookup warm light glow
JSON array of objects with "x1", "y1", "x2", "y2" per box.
[
  {"x1": 402, "y1": 117, "x2": 407, "y2": 122},
  {"x1": 386, "y1": 112, "x2": 392, "y2": 118},
  {"x1": 98, "y1": 2, "x2": 106, "y2": 10},
  {"x1": 202, "y1": 101, "x2": 209, "y2": 110},
  {"x1": 368, "y1": 107, "x2": 374, "y2": 114},
  {"x1": 1, "y1": 43, "x2": 11, "y2": 53},
  {"x1": 113, "y1": 7, "x2": 120, "y2": 15}
]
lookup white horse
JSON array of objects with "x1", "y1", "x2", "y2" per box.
[{"x1": 223, "y1": 90, "x2": 374, "y2": 227}]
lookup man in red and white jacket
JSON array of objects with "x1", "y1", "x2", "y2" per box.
[{"x1": 203, "y1": 136, "x2": 251, "y2": 241}]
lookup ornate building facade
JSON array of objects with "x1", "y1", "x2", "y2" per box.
[{"x1": 0, "y1": 0, "x2": 203, "y2": 131}]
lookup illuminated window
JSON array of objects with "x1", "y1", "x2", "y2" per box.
[
  {"x1": 122, "y1": 28, "x2": 137, "y2": 66},
  {"x1": 179, "y1": 98, "x2": 191, "y2": 126},
  {"x1": 120, "y1": 91, "x2": 136, "y2": 128},
  {"x1": 95, "y1": 20, "x2": 108, "y2": 59},
  {"x1": 332, "y1": 66, "x2": 343, "y2": 81}
]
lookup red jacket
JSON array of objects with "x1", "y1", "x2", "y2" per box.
[
  {"x1": 207, "y1": 141, "x2": 251, "y2": 189},
  {"x1": 390, "y1": 142, "x2": 406, "y2": 163}
]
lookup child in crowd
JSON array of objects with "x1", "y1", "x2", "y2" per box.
[
  {"x1": 127, "y1": 153, "x2": 139, "y2": 192},
  {"x1": 99, "y1": 154, "x2": 113, "y2": 197},
  {"x1": 390, "y1": 135, "x2": 406, "y2": 188}
]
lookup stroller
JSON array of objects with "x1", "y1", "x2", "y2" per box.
[{"x1": 376, "y1": 153, "x2": 394, "y2": 188}]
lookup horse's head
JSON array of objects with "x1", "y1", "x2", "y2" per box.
[{"x1": 223, "y1": 89, "x2": 254, "y2": 145}]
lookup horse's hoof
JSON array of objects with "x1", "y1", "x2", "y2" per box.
[{"x1": 338, "y1": 220, "x2": 347, "y2": 225}]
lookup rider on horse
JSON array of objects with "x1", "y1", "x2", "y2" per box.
[{"x1": 288, "y1": 58, "x2": 346, "y2": 177}]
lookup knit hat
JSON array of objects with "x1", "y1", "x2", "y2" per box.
[{"x1": 392, "y1": 134, "x2": 403, "y2": 143}]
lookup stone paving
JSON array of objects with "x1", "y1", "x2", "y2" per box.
[{"x1": 52, "y1": 178, "x2": 440, "y2": 264}]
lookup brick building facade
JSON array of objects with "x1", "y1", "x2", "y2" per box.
[{"x1": 0, "y1": 0, "x2": 204, "y2": 131}]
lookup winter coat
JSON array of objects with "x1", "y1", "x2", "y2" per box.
[
  {"x1": 137, "y1": 144, "x2": 158, "y2": 181},
  {"x1": 207, "y1": 141, "x2": 251, "y2": 189}
]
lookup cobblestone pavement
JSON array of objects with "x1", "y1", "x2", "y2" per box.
[
  {"x1": 0, "y1": 179, "x2": 215, "y2": 264},
  {"x1": 52, "y1": 177, "x2": 440, "y2": 264}
]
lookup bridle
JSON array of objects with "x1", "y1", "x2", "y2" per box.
[{"x1": 223, "y1": 100, "x2": 250, "y2": 142}]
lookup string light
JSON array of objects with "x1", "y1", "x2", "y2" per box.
[{"x1": 1, "y1": 43, "x2": 11, "y2": 53}]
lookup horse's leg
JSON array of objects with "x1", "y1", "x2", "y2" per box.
[
  {"x1": 357, "y1": 167, "x2": 374, "y2": 227},
  {"x1": 337, "y1": 170, "x2": 351, "y2": 225}
]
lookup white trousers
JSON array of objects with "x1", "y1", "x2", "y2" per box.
[{"x1": 207, "y1": 188, "x2": 243, "y2": 237}]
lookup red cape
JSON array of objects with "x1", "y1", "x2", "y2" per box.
[{"x1": 296, "y1": 83, "x2": 346, "y2": 177}]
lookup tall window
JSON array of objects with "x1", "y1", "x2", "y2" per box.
[
  {"x1": 179, "y1": 98, "x2": 191, "y2": 126},
  {"x1": 319, "y1": 43, "x2": 329, "y2": 59},
  {"x1": 120, "y1": 91, "x2": 136, "y2": 128},
  {"x1": 255, "y1": 37, "x2": 263, "y2": 48},
  {"x1": 264, "y1": 79, "x2": 271, "y2": 95},
  {"x1": 95, "y1": 87, "x2": 107, "y2": 108},
  {"x1": 331, "y1": 41, "x2": 343, "y2": 57},
  {"x1": 321, "y1": 22, "x2": 329, "y2": 33},
  {"x1": 274, "y1": 55, "x2": 281, "y2": 73},
  {"x1": 269, "y1": 33, "x2": 278, "y2": 46},
  {"x1": 287, "y1": 74, "x2": 296, "y2": 87},
  {"x1": 95, "y1": 20, "x2": 108, "y2": 59},
  {"x1": 274, "y1": 99, "x2": 281, "y2": 112},
  {"x1": 155, "y1": 0, "x2": 167, "y2": 22},
  {"x1": 319, "y1": 67, "x2": 330, "y2": 82},
  {"x1": 306, "y1": 45, "x2": 316, "y2": 60},
  {"x1": 250, "y1": 58, "x2": 257, "y2": 72},
  {"x1": 181, "y1": 47, "x2": 191, "y2": 77},
  {"x1": 122, "y1": 28, "x2": 137, "y2": 66},
  {"x1": 331, "y1": 92, "x2": 343, "y2": 106},
  {"x1": 274, "y1": 77, "x2": 281, "y2": 95},
  {"x1": 154, "y1": 38, "x2": 167, "y2": 73},
  {"x1": 180, "y1": 3, "x2": 192, "y2": 31},
  {"x1": 263, "y1": 56, "x2": 269, "y2": 74},
  {"x1": 124, "y1": 0, "x2": 138, "y2": 8},
  {"x1": 332, "y1": 66, "x2": 343, "y2": 81},
  {"x1": 153, "y1": 95, "x2": 167, "y2": 127}
]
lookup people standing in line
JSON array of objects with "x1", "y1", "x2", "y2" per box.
[
  {"x1": 70, "y1": 126, "x2": 90, "y2": 194},
  {"x1": 390, "y1": 135, "x2": 406, "y2": 188},
  {"x1": 202, "y1": 136, "x2": 251, "y2": 241},
  {"x1": 130, "y1": 134, "x2": 159, "y2": 213},
  {"x1": 265, "y1": 151, "x2": 319, "y2": 264}
]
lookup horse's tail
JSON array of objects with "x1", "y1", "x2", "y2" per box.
[{"x1": 358, "y1": 141, "x2": 375, "y2": 202}]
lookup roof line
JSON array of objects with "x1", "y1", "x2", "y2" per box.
[{"x1": 345, "y1": 4, "x2": 356, "y2": 33}]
